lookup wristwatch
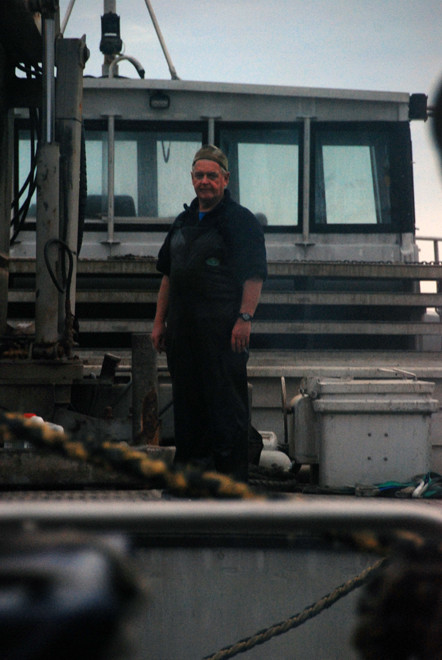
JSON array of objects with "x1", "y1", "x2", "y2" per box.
[{"x1": 238, "y1": 312, "x2": 253, "y2": 322}]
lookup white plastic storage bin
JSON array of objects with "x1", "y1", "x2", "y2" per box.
[{"x1": 301, "y1": 377, "x2": 439, "y2": 488}]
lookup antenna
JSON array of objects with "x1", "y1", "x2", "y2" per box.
[
  {"x1": 142, "y1": 0, "x2": 180, "y2": 80},
  {"x1": 60, "y1": 0, "x2": 77, "y2": 35},
  {"x1": 61, "y1": 0, "x2": 180, "y2": 80}
]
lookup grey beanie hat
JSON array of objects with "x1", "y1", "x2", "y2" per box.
[{"x1": 192, "y1": 144, "x2": 228, "y2": 171}]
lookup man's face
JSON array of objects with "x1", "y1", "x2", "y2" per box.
[{"x1": 191, "y1": 159, "x2": 229, "y2": 211}]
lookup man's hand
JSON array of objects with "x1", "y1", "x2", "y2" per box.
[
  {"x1": 231, "y1": 318, "x2": 251, "y2": 353},
  {"x1": 152, "y1": 276, "x2": 170, "y2": 353},
  {"x1": 152, "y1": 320, "x2": 167, "y2": 353},
  {"x1": 231, "y1": 278, "x2": 263, "y2": 353}
]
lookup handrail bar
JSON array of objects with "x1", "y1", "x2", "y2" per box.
[{"x1": 0, "y1": 499, "x2": 441, "y2": 538}]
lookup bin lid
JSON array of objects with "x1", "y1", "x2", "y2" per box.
[
  {"x1": 301, "y1": 377, "x2": 435, "y2": 397},
  {"x1": 312, "y1": 397, "x2": 439, "y2": 413}
]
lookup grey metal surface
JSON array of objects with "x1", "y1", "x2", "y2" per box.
[
  {"x1": 134, "y1": 543, "x2": 367, "y2": 660},
  {"x1": 80, "y1": 77, "x2": 410, "y2": 125}
]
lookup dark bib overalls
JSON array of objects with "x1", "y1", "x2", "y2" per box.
[{"x1": 166, "y1": 219, "x2": 249, "y2": 481}]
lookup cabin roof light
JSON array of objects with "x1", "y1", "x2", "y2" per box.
[{"x1": 149, "y1": 92, "x2": 170, "y2": 110}]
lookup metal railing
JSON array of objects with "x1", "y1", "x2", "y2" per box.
[
  {"x1": 0, "y1": 499, "x2": 441, "y2": 538},
  {"x1": 416, "y1": 235, "x2": 442, "y2": 263}
]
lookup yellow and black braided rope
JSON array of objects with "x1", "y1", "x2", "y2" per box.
[{"x1": 0, "y1": 411, "x2": 261, "y2": 499}]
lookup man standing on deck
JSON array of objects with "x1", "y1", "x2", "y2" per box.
[{"x1": 151, "y1": 144, "x2": 267, "y2": 482}]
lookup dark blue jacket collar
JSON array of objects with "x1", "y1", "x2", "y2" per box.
[{"x1": 187, "y1": 188, "x2": 231, "y2": 215}]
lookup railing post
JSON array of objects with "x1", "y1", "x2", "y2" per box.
[{"x1": 131, "y1": 333, "x2": 160, "y2": 445}]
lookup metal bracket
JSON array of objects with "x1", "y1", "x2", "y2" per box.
[{"x1": 28, "y1": 0, "x2": 59, "y2": 18}]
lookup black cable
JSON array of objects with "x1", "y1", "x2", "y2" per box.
[
  {"x1": 43, "y1": 239, "x2": 74, "y2": 294},
  {"x1": 11, "y1": 109, "x2": 39, "y2": 204},
  {"x1": 10, "y1": 176, "x2": 37, "y2": 245},
  {"x1": 10, "y1": 105, "x2": 41, "y2": 245}
]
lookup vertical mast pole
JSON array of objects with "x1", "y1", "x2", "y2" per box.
[{"x1": 34, "y1": 8, "x2": 60, "y2": 354}]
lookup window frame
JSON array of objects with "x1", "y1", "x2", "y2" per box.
[
  {"x1": 83, "y1": 119, "x2": 207, "y2": 228},
  {"x1": 309, "y1": 121, "x2": 415, "y2": 234},
  {"x1": 217, "y1": 121, "x2": 303, "y2": 233}
]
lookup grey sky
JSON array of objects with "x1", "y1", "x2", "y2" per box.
[{"x1": 60, "y1": 0, "x2": 442, "y2": 254}]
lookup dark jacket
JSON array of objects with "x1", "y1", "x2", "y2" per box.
[{"x1": 156, "y1": 189, "x2": 267, "y2": 285}]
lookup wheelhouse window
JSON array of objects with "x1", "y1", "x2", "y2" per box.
[
  {"x1": 84, "y1": 126, "x2": 202, "y2": 221},
  {"x1": 14, "y1": 119, "x2": 414, "y2": 234},
  {"x1": 311, "y1": 123, "x2": 414, "y2": 232},
  {"x1": 219, "y1": 126, "x2": 300, "y2": 228}
]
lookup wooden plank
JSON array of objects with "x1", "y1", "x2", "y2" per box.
[
  {"x1": 8, "y1": 290, "x2": 159, "y2": 304},
  {"x1": 64, "y1": 319, "x2": 442, "y2": 336},
  {"x1": 252, "y1": 321, "x2": 442, "y2": 335},
  {"x1": 9, "y1": 257, "x2": 159, "y2": 276},
  {"x1": 9, "y1": 258, "x2": 442, "y2": 280},
  {"x1": 9, "y1": 289, "x2": 442, "y2": 307},
  {"x1": 260, "y1": 291, "x2": 442, "y2": 307},
  {"x1": 266, "y1": 261, "x2": 442, "y2": 280},
  {"x1": 77, "y1": 320, "x2": 153, "y2": 333}
]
